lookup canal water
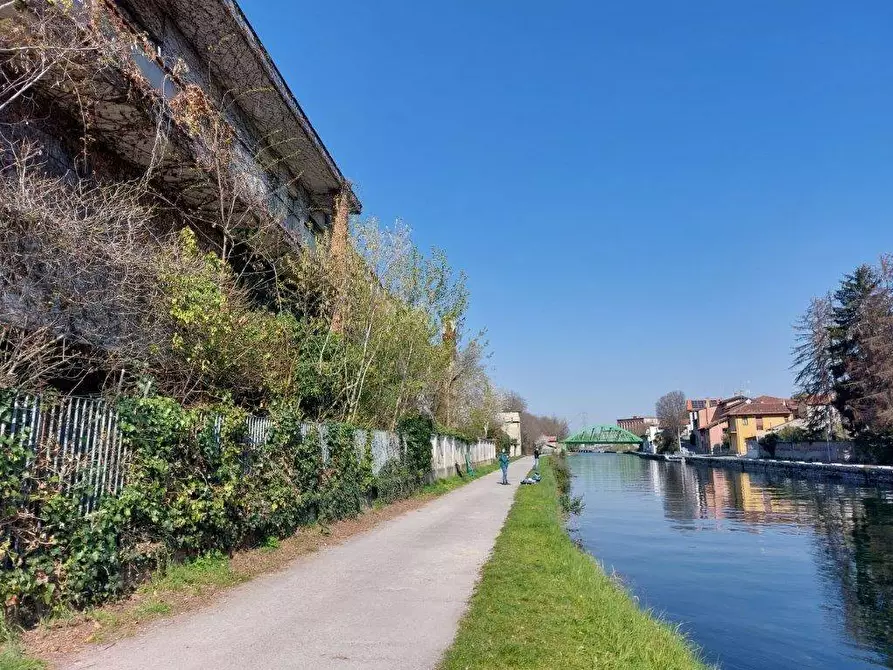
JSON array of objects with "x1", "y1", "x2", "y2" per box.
[{"x1": 569, "y1": 453, "x2": 893, "y2": 670}]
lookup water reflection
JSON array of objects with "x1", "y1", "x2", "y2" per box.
[{"x1": 570, "y1": 454, "x2": 893, "y2": 669}]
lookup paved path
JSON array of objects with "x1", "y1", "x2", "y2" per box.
[{"x1": 64, "y1": 457, "x2": 533, "y2": 670}]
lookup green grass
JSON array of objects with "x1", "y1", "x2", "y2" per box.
[
  {"x1": 439, "y1": 458, "x2": 709, "y2": 670},
  {"x1": 422, "y1": 460, "x2": 501, "y2": 496},
  {"x1": 0, "y1": 619, "x2": 44, "y2": 670},
  {"x1": 141, "y1": 551, "x2": 242, "y2": 595},
  {"x1": 0, "y1": 645, "x2": 45, "y2": 670}
]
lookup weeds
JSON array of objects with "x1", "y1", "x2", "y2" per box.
[{"x1": 553, "y1": 450, "x2": 585, "y2": 515}]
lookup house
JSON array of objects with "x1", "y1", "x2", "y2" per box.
[
  {"x1": 725, "y1": 396, "x2": 797, "y2": 455},
  {"x1": 687, "y1": 398, "x2": 722, "y2": 435},
  {"x1": 692, "y1": 397, "x2": 747, "y2": 454},
  {"x1": 535, "y1": 435, "x2": 559, "y2": 454}
]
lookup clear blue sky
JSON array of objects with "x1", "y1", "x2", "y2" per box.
[{"x1": 240, "y1": 0, "x2": 893, "y2": 428}]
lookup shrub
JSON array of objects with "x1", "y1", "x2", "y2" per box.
[
  {"x1": 552, "y1": 451, "x2": 584, "y2": 516},
  {"x1": 374, "y1": 458, "x2": 416, "y2": 504},
  {"x1": 397, "y1": 413, "x2": 435, "y2": 486}
]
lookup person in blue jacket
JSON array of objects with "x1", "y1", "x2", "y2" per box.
[{"x1": 499, "y1": 449, "x2": 510, "y2": 485}]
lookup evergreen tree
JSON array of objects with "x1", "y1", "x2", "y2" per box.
[{"x1": 829, "y1": 265, "x2": 880, "y2": 433}]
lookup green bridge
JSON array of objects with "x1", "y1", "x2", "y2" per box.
[{"x1": 561, "y1": 424, "x2": 643, "y2": 448}]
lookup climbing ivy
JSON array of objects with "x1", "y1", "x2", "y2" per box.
[
  {"x1": 2, "y1": 397, "x2": 466, "y2": 627},
  {"x1": 0, "y1": 390, "x2": 126, "y2": 626},
  {"x1": 116, "y1": 396, "x2": 250, "y2": 555},
  {"x1": 397, "y1": 413, "x2": 435, "y2": 485},
  {"x1": 319, "y1": 423, "x2": 364, "y2": 522}
]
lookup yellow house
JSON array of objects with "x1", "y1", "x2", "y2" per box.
[{"x1": 725, "y1": 396, "x2": 796, "y2": 455}]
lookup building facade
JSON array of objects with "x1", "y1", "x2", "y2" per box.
[
  {"x1": 726, "y1": 397, "x2": 797, "y2": 455},
  {"x1": 693, "y1": 396, "x2": 748, "y2": 454},
  {"x1": 1, "y1": 0, "x2": 360, "y2": 391},
  {"x1": 617, "y1": 416, "x2": 659, "y2": 437},
  {"x1": 1, "y1": 0, "x2": 359, "y2": 250},
  {"x1": 496, "y1": 411, "x2": 522, "y2": 457}
]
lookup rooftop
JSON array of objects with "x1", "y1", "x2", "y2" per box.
[{"x1": 724, "y1": 397, "x2": 797, "y2": 417}]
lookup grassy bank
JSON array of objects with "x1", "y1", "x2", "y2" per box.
[
  {"x1": 440, "y1": 456, "x2": 708, "y2": 670},
  {"x1": 1, "y1": 462, "x2": 500, "y2": 670}
]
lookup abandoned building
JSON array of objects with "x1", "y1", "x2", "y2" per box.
[
  {"x1": 0, "y1": 0, "x2": 360, "y2": 392},
  {"x1": 0, "y1": 0, "x2": 360, "y2": 238}
]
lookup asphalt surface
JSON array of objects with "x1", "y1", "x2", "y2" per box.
[{"x1": 63, "y1": 456, "x2": 533, "y2": 670}]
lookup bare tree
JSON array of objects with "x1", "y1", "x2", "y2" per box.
[
  {"x1": 500, "y1": 389, "x2": 528, "y2": 413},
  {"x1": 656, "y1": 390, "x2": 687, "y2": 453},
  {"x1": 792, "y1": 295, "x2": 835, "y2": 437}
]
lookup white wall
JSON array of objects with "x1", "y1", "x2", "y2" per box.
[{"x1": 430, "y1": 435, "x2": 497, "y2": 479}]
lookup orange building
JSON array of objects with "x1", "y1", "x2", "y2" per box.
[{"x1": 725, "y1": 396, "x2": 797, "y2": 455}]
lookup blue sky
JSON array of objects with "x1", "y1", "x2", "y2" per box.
[{"x1": 240, "y1": 0, "x2": 893, "y2": 428}]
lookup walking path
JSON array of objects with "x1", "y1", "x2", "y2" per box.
[{"x1": 63, "y1": 457, "x2": 533, "y2": 670}]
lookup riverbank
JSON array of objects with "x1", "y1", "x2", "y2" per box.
[
  {"x1": 1, "y1": 461, "x2": 502, "y2": 670},
  {"x1": 637, "y1": 451, "x2": 893, "y2": 485},
  {"x1": 439, "y1": 456, "x2": 708, "y2": 670}
]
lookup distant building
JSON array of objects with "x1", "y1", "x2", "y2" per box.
[
  {"x1": 617, "y1": 416, "x2": 659, "y2": 438},
  {"x1": 496, "y1": 412, "x2": 522, "y2": 457},
  {"x1": 693, "y1": 396, "x2": 749, "y2": 454},
  {"x1": 687, "y1": 398, "x2": 723, "y2": 434},
  {"x1": 535, "y1": 435, "x2": 559, "y2": 454}
]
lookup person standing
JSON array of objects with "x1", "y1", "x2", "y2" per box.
[
  {"x1": 499, "y1": 449, "x2": 510, "y2": 485},
  {"x1": 533, "y1": 446, "x2": 541, "y2": 472}
]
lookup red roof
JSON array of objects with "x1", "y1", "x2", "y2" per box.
[
  {"x1": 724, "y1": 398, "x2": 796, "y2": 417},
  {"x1": 699, "y1": 396, "x2": 795, "y2": 428}
]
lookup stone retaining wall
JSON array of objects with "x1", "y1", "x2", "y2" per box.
[{"x1": 683, "y1": 454, "x2": 893, "y2": 485}]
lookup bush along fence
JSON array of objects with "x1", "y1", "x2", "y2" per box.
[{"x1": 0, "y1": 391, "x2": 495, "y2": 627}]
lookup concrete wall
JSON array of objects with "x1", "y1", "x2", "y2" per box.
[
  {"x1": 358, "y1": 429, "x2": 495, "y2": 480},
  {"x1": 681, "y1": 454, "x2": 893, "y2": 486},
  {"x1": 745, "y1": 439, "x2": 855, "y2": 463},
  {"x1": 430, "y1": 435, "x2": 496, "y2": 480}
]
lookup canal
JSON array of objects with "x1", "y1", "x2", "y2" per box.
[{"x1": 569, "y1": 453, "x2": 893, "y2": 670}]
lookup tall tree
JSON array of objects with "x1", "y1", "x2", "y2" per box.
[
  {"x1": 792, "y1": 294, "x2": 835, "y2": 437},
  {"x1": 829, "y1": 265, "x2": 881, "y2": 433},
  {"x1": 656, "y1": 390, "x2": 687, "y2": 452},
  {"x1": 849, "y1": 258, "x2": 893, "y2": 430}
]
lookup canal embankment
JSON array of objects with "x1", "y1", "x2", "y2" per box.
[
  {"x1": 636, "y1": 451, "x2": 893, "y2": 485},
  {"x1": 439, "y1": 455, "x2": 708, "y2": 670}
]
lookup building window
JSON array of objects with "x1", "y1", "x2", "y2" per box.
[
  {"x1": 742, "y1": 417, "x2": 749, "y2": 425},
  {"x1": 131, "y1": 41, "x2": 178, "y2": 100},
  {"x1": 756, "y1": 418, "x2": 764, "y2": 430}
]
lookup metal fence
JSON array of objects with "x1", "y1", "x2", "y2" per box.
[
  {"x1": 2, "y1": 393, "x2": 496, "y2": 512},
  {"x1": 1, "y1": 394, "x2": 129, "y2": 512}
]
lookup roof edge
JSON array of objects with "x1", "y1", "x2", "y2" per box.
[{"x1": 226, "y1": 0, "x2": 361, "y2": 213}]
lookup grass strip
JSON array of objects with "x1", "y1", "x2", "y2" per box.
[
  {"x1": 422, "y1": 460, "x2": 501, "y2": 496},
  {"x1": 439, "y1": 457, "x2": 709, "y2": 670}
]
